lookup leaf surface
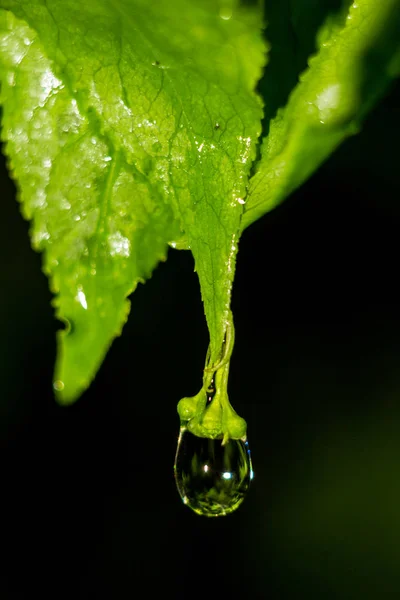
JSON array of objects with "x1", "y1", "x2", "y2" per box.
[
  {"x1": 243, "y1": 0, "x2": 400, "y2": 230},
  {"x1": 0, "y1": 0, "x2": 266, "y2": 401}
]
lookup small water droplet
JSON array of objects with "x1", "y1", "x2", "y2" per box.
[
  {"x1": 168, "y1": 236, "x2": 190, "y2": 250},
  {"x1": 219, "y1": 6, "x2": 232, "y2": 20},
  {"x1": 53, "y1": 379, "x2": 64, "y2": 392},
  {"x1": 174, "y1": 428, "x2": 253, "y2": 517}
]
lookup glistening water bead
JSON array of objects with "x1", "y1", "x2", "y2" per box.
[{"x1": 174, "y1": 428, "x2": 253, "y2": 517}]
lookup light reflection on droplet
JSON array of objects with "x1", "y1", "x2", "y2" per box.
[
  {"x1": 237, "y1": 135, "x2": 252, "y2": 164},
  {"x1": 76, "y1": 286, "x2": 88, "y2": 310},
  {"x1": 108, "y1": 232, "x2": 131, "y2": 257},
  {"x1": 39, "y1": 68, "x2": 63, "y2": 104}
]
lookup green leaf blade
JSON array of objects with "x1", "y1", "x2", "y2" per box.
[
  {"x1": 0, "y1": 11, "x2": 179, "y2": 403},
  {"x1": 0, "y1": 1, "x2": 267, "y2": 400},
  {"x1": 243, "y1": 0, "x2": 400, "y2": 230}
]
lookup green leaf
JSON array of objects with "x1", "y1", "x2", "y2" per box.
[
  {"x1": 0, "y1": 11, "x2": 180, "y2": 402},
  {"x1": 242, "y1": 0, "x2": 400, "y2": 230},
  {"x1": 259, "y1": 0, "x2": 343, "y2": 130},
  {"x1": 0, "y1": 1, "x2": 266, "y2": 402}
]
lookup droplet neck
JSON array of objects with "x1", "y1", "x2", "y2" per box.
[
  {"x1": 177, "y1": 311, "x2": 246, "y2": 443},
  {"x1": 186, "y1": 362, "x2": 246, "y2": 442}
]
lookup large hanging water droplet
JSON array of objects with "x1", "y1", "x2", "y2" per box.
[{"x1": 174, "y1": 428, "x2": 253, "y2": 517}]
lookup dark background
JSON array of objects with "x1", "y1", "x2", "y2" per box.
[{"x1": 2, "y1": 6, "x2": 400, "y2": 600}]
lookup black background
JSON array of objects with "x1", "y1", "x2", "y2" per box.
[{"x1": 2, "y1": 10, "x2": 400, "y2": 600}]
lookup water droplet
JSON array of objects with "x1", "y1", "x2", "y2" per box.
[
  {"x1": 53, "y1": 379, "x2": 64, "y2": 392},
  {"x1": 168, "y1": 236, "x2": 190, "y2": 250},
  {"x1": 174, "y1": 428, "x2": 253, "y2": 517},
  {"x1": 219, "y1": 6, "x2": 233, "y2": 20}
]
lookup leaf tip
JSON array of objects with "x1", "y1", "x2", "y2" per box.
[
  {"x1": 52, "y1": 378, "x2": 71, "y2": 406},
  {"x1": 52, "y1": 373, "x2": 83, "y2": 406},
  {"x1": 52, "y1": 329, "x2": 92, "y2": 406}
]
